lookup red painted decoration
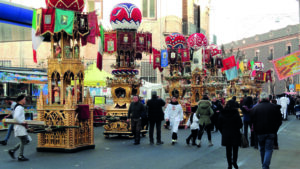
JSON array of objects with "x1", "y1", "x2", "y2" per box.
[{"x1": 45, "y1": 0, "x2": 85, "y2": 12}]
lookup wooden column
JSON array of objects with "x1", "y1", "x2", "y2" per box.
[
  {"x1": 48, "y1": 76, "x2": 52, "y2": 105},
  {"x1": 60, "y1": 77, "x2": 64, "y2": 104},
  {"x1": 51, "y1": 35, "x2": 54, "y2": 58},
  {"x1": 61, "y1": 32, "x2": 64, "y2": 59},
  {"x1": 74, "y1": 77, "x2": 77, "y2": 104}
]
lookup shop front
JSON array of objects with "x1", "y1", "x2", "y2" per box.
[{"x1": 0, "y1": 67, "x2": 47, "y2": 129}]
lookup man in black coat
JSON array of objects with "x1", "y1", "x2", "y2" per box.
[
  {"x1": 211, "y1": 97, "x2": 223, "y2": 132},
  {"x1": 127, "y1": 95, "x2": 146, "y2": 145},
  {"x1": 146, "y1": 91, "x2": 166, "y2": 145},
  {"x1": 251, "y1": 92, "x2": 282, "y2": 169}
]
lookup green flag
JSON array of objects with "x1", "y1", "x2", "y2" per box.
[
  {"x1": 32, "y1": 9, "x2": 36, "y2": 29},
  {"x1": 100, "y1": 24, "x2": 104, "y2": 47},
  {"x1": 54, "y1": 9, "x2": 75, "y2": 35},
  {"x1": 250, "y1": 60, "x2": 255, "y2": 70}
]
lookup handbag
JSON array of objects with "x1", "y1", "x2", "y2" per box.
[{"x1": 240, "y1": 131, "x2": 249, "y2": 148}]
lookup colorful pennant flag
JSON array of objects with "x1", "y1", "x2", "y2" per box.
[
  {"x1": 87, "y1": 11, "x2": 100, "y2": 44},
  {"x1": 32, "y1": 9, "x2": 45, "y2": 63},
  {"x1": 41, "y1": 8, "x2": 55, "y2": 35},
  {"x1": 54, "y1": 8, "x2": 75, "y2": 35},
  {"x1": 104, "y1": 31, "x2": 117, "y2": 53},
  {"x1": 181, "y1": 48, "x2": 190, "y2": 62},
  {"x1": 222, "y1": 56, "x2": 238, "y2": 80},
  {"x1": 239, "y1": 60, "x2": 244, "y2": 72},
  {"x1": 161, "y1": 50, "x2": 168, "y2": 67},
  {"x1": 152, "y1": 48, "x2": 161, "y2": 70}
]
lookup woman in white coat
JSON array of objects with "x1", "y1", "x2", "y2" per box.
[{"x1": 165, "y1": 96, "x2": 184, "y2": 145}]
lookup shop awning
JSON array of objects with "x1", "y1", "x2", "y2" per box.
[{"x1": 0, "y1": 67, "x2": 47, "y2": 84}]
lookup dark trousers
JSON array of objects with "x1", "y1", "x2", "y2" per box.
[
  {"x1": 226, "y1": 145, "x2": 239, "y2": 167},
  {"x1": 12, "y1": 136, "x2": 29, "y2": 157},
  {"x1": 131, "y1": 119, "x2": 141, "y2": 143},
  {"x1": 149, "y1": 120, "x2": 162, "y2": 143},
  {"x1": 211, "y1": 113, "x2": 219, "y2": 131},
  {"x1": 274, "y1": 133, "x2": 278, "y2": 147},
  {"x1": 187, "y1": 129, "x2": 198, "y2": 144},
  {"x1": 172, "y1": 132, "x2": 178, "y2": 140},
  {"x1": 141, "y1": 118, "x2": 149, "y2": 130},
  {"x1": 250, "y1": 131, "x2": 258, "y2": 147},
  {"x1": 244, "y1": 121, "x2": 251, "y2": 143},
  {"x1": 198, "y1": 123, "x2": 211, "y2": 141}
]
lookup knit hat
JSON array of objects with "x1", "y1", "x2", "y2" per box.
[
  {"x1": 16, "y1": 94, "x2": 26, "y2": 102},
  {"x1": 151, "y1": 91, "x2": 157, "y2": 97}
]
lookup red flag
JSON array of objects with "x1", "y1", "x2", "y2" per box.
[
  {"x1": 33, "y1": 50, "x2": 37, "y2": 63},
  {"x1": 181, "y1": 48, "x2": 190, "y2": 62},
  {"x1": 41, "y1": 8, "x2": 55, "y2": 35},
  {"x1": 104, "y1": 32, "x2": 117, "y2": 53},
  {"x1": 247, "y1": 60, "x2": 251, "y2": 70},
  {"x1": 146, "y1": 33, "x2": 152, "y2": 53},
  {"x1": 236, "y1": 59, "x2": 239, "y2": 70},
  {"x1": 97, "y1": 52, "x2": 102, "y2": 70},
  {"x1": 222, "y1": 55, "x2": 236, "y2": 71},
  {"x1": 152, "y1": 48, "x2": 161, "y2": 69}
]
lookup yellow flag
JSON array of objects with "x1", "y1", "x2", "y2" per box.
[{"x1": 239, "y1": 61, "x2": 244, "y2": 72}]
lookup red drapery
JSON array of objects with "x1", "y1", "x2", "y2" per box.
[
  {"x1": 41, "y1": 8, "x2": 56, "y2": 35},
  {"x1": 104, "y1": 32, "x2": 117, "y2": 54},
  {"x1": 136, "y1": 33, "x2": 147, "y2": 53},
  {"x1": 180, "y1": 48, "x2": 190, "y2": 62},
  {"x1": 146, "y1": 33, "x2": 152, "y2": 53}
]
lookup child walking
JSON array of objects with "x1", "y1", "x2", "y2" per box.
[{"x1": 185, "y1": 111, "x2": 199, "y2": 146}]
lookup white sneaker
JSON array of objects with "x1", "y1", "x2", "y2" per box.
[{"x1": 208, "y1": 141, "x2": 213, "y2": 147}]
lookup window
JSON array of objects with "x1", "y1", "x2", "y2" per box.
[
  {"x1": 142, "y1": 0, "x2": 156, "y2": 19},
  {"x1": 268, "y1": 48, "x2": 274, "y2": 60},
  {"x1": 254, "y1": 50, "x2": 259, "y2": 62},
  {"x1": 0, "y1": 60, "x2": 12, "y2": 67},
  {"x1": 286, "y1": 46, "x2": 291, "y2": 55},
  {"x1": 140, "y1": 62, "x2": 157, "y2": 83}
]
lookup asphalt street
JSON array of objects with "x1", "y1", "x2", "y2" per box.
[{"x1": 0, "y1": 116, "x2": 299, "y2": 169}]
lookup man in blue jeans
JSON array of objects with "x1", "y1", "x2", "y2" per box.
[
  {"x1": 251, "y1": 92, "x2": 282, "y2": 169},
  {"x1": 0, "y1": 97, "x2": 16, "y2": 145}
]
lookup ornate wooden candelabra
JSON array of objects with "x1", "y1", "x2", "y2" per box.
[{"x1": 36, "y1": 4, "x2": 95, "y2": 151}]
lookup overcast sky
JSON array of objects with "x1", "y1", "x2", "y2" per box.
[{"x1": 210, "y1": 0, "x2": 299, "y2": 45}]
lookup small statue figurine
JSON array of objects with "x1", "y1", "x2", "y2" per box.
[
  {"x1": 65, "y1": 46, "x2": 72, "y2": 58},
  {"x1": 55, "y1": 45, "x2": 61, "y2": 58},
  {"x1": 66, "y1": 85, "x2": 73, "y2": 97},
  {"x1": 53, "y1": 83, "x2": 60, "y2": 103},
  {"x1": 74, "y1": 45, "x2": 79, "y2": 59}
]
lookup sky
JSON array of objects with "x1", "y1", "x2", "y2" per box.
[{"x1": 210, "y1": 0, "x2": 299, "y2": 45}]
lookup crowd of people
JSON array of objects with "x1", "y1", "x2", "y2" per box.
[
  {"x1": 2, "y1": 91, "x2": 299, "y2": 168},
  {"x1": 127, "y1": 91, "x2": 300, "y2": 169}
]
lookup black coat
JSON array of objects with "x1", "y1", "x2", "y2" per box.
[
  {"x1": 146, "y1": 97, "x2": 166, "y2": 121},
  {"x1": 128, "y1": 102, "x2": 145, "y2": 119},
  {"x1": 218, "y1": 109, "x2": 243, "y2": 146},
  {"x1": 251, "y1": 100, "x2": 282, "y2": 135}
]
